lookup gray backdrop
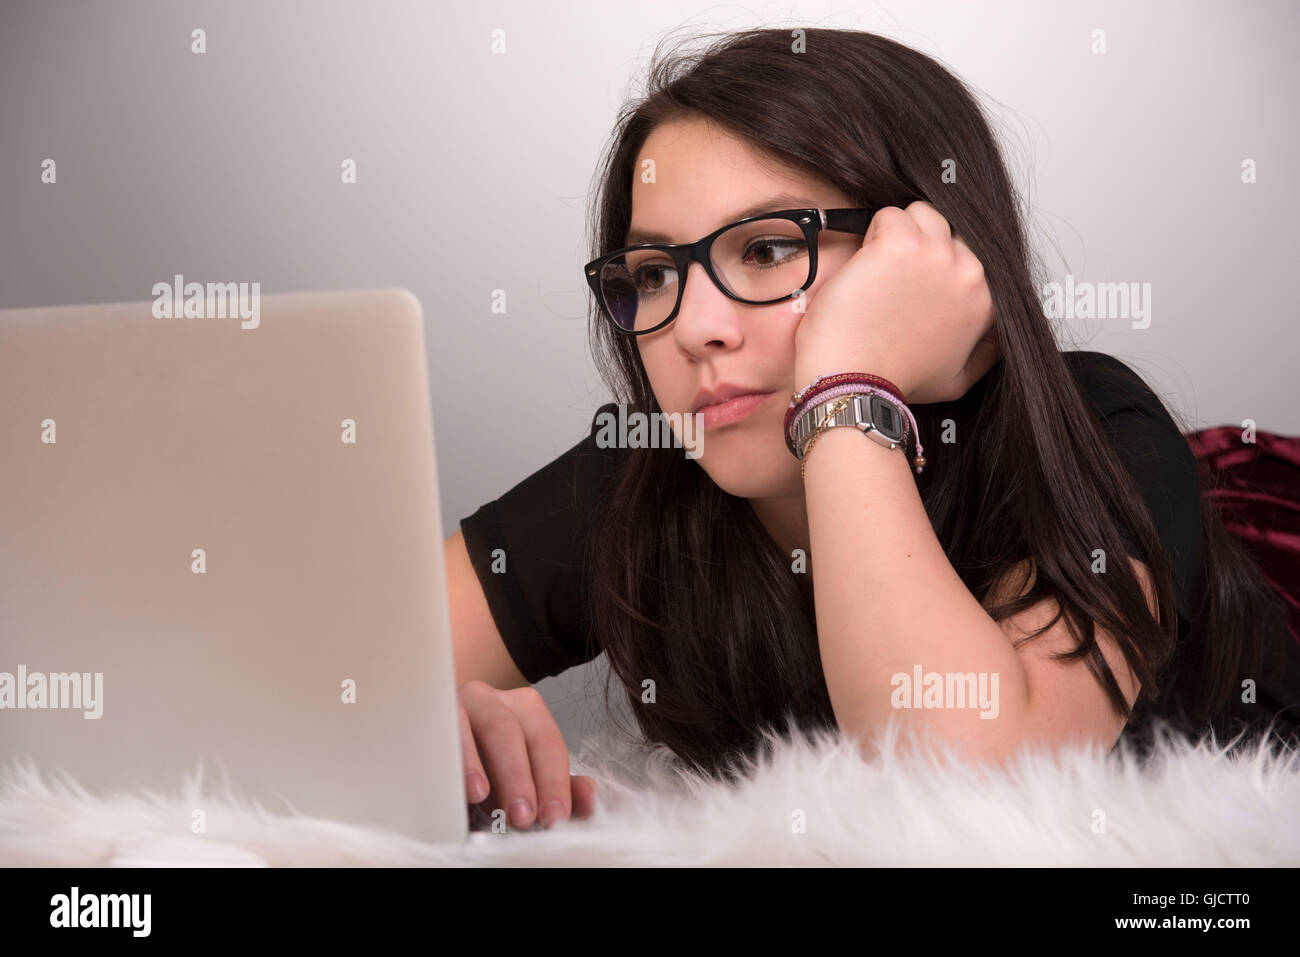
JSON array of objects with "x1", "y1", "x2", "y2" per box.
[{"x1": 3, "y1": 0, "x2": 1296, "y2": 747}]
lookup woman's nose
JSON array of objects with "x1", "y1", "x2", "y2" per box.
[{"x1": 671, "y1": 261, "x2": 745, "y2": 347}]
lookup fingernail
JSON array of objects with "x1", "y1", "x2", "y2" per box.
[
  {"x1": 539, "y1": 800, "x2": 565, "y2": 828},
  {"x1": 509, "y1": 798, "x2": 534, "y2": 827},
  {"x1": 465, "y1": 772, "x2": 488, "y2": 802}
]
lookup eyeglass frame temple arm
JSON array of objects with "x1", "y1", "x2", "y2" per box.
[{"x1": 821, "y1": 207, "x2": 873, "y2": 233}]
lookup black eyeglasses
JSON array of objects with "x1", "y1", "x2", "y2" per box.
[{"x1": 583, "y1": 207, "x2": 874, "y2": 336}]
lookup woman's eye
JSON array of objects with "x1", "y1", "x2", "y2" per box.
[
  {"x1": 635, "y1": 264, "x2": 676, "y2": 293},
  {"x1": 743, "y1": 239, "x2": 805, "y2": 267}
]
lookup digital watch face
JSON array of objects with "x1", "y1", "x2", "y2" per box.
[{"x1": 867, "y1": 395, "x2": 906, "y2": 441}]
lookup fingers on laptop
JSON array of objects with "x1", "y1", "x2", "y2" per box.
[{"x1": 458, "y1": 681, "x2": 595, "y2": 831}]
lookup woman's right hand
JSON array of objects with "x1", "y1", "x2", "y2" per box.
[{"x1": 458, "y1": 680, "x2": 599, "y2": 830}]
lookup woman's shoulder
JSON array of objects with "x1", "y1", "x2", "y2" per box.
[
  {"x1": 1058, "y1": 351, "x2": 1200, "y2": 522},
  {"x1": 1059, "y1": 350, "x2": 1204, "y2": 624},
  {"x1": 1060, "y1": 350, "x2": 1167, "y2": 419}
]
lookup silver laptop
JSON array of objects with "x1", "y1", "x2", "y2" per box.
[{"x1": 0, "y1": 287, "x2": 467, "y2": 848}]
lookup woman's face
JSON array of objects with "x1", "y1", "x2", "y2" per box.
[{"x1": 630, "y1": 117, "x2": 862, "y2": 499}]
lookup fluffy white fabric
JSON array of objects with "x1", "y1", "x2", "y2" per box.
[{"x1": 3, "y1": 720, "x2": 1298, "y2": 866}]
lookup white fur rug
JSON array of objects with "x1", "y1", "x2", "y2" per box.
[{"x1": 3, "y1": 719, "x2": 1298, "y2": 867}]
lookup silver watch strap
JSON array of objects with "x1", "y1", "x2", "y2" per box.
[{"x1": 794, "y1": 393, "x2": 907, "y2": 459}]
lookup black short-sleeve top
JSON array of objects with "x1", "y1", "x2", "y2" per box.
[
  {"x1": 458, "y1": 407, "x2": 625, "y2": 684},
  {"x1": 459, "y1": 351, "x2": 1300, "y2": 746}
]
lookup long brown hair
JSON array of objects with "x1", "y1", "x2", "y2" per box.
[{"x1": 581, "y1": 27, "x2": 1290, "y2": 779}]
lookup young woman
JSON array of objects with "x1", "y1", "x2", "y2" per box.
[{"x1": 448, "y1": 27, "x2": 1300, "y2": 831}]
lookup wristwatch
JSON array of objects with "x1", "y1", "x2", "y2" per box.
[{"x1": 792, "y1": 392, "x2": 909, "y2": 460}]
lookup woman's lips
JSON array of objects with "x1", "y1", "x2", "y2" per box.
[{"x1": 697, "y1": 391, "x2": 777, "y2": 427}]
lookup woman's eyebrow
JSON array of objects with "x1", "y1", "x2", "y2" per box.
[{"x1": 624, "y1": 193, "x2": 819, "y2": 245}]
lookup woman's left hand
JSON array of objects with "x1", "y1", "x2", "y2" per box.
[{"x1": 793, "y1": 201, "x2": 1000, "y2": 406}]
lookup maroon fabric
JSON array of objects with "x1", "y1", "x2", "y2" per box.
[{"x1": 1185, "y1": 426, "x2": 1300, "y2": 649}]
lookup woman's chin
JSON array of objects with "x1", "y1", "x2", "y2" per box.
[{"x1": 695, "y1": 458, "x2": 798, "y2": 499}]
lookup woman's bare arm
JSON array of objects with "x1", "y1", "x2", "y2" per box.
[{"x1": 444, "y1": 529, "x2": 529, "y2": 691}]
